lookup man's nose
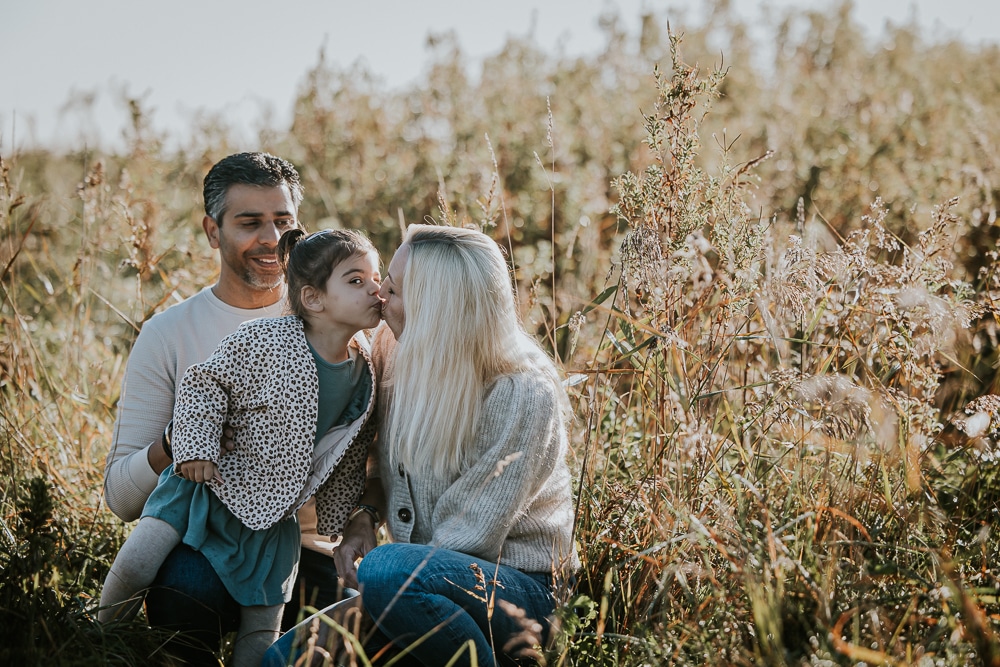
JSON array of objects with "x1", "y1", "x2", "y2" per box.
[{"x1": 258, "y1": 221, "x2": 282, "y2": 246}]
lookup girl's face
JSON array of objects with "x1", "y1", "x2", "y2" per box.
[
  {"x1": 379, "y1": 243, "x2": 409, "y2": 339},
  {"x1": 310, "y1": 250, "x2": 383, "y2": 332}
]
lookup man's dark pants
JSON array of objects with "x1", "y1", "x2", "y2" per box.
[{"x1": 145, "y1": 544, "x2": 342, "y2": 665}]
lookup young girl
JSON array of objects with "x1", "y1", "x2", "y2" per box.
[{"x1": 99, "y1": 228, "x2": 383, "y2": 666}]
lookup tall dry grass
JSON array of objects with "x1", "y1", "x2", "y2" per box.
[
  {"x1": 2, "y1": 3, "x2": 999, "y2": 665},
  {"x1": 564, "y1": 31, "x2": 999, "y2": 665}
]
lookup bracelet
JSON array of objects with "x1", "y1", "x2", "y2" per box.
[
  {"x1": 161, "y1": 419, "x2": 174, "y2": 460},
  {"x1": 348, "y1": 503, "x2": 380, "y2": 526}
]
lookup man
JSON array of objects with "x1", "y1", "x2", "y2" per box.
[{"x1": 103, "y1": 152, "x2": 343, "y2": 663}]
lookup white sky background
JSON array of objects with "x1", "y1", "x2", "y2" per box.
[{"x1": 1, "y1": 0, "x2": 997, "y2": 151}]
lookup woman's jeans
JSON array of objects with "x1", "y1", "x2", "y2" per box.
[
  {"x1": 371, "y1": 543, "x2": 557, "y2": 666},
  {"x1": 264, "y1": 544, "x2": 555, "y2": 667}
]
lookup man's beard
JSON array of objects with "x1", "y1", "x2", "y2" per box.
[{"x1": 243, "y1": 269, "x2": 283, "y2": 292}]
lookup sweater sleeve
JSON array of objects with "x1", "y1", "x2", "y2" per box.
[
  {"x1": 427, "y1": 374, "x2": 561, "y2": 562},
  {"x1": 103, "y1": 325, "x2": 176, "y2": 521}
]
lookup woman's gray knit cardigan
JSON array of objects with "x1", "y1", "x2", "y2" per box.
[{"x1": 372, "y1": 325, "x2": 580, "y2": 576}]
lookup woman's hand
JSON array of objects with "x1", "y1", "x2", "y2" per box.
[
  {"x1": 334, "y1": 515, "x2": 377, "y2": 589},
  {"x1": 176, "y1": 459, "x2": 223, "y2": 484}
]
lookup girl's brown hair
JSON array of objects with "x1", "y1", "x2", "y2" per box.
[{"x1": 277, "y1": 228, "x2": 377, "y2": 320}]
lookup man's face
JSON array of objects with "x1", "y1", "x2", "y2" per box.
[{"x1": 205, "y1": 184, "x2": 299, "y2": 293}]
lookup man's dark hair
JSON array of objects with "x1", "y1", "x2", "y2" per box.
[{"x1": 203, "y1": 152, "x2": 304, "y2": 224}]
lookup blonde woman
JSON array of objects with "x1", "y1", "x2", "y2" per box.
[{"x1": 276, "y1": 224, "x2": 580, "y2": 666}]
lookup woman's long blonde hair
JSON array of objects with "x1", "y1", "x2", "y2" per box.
[{"x1": 386, "y1": 224, "x2": 565, "y2": 478}]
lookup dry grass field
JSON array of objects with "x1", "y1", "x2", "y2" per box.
[{"x1": 2, "y1": 4, "x2": 1000, "y2": 665}]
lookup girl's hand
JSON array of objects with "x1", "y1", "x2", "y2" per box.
[{"x1": 177, "y1": 459, "x2": 223, "y2": 484}]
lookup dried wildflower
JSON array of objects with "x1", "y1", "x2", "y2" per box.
[
  {"x1": 963, "y1": 394, "x2": 1000, "y2": 416},
  {"x1": 619, "y1": 221, "x2": 666, "y2": 312},
  {"x1": 493, "y1": 452, "x2": 523, "y2": 478},
  {"x1": 497, "y1": 599, "x2": 545, "y2": 663},
  {"x1": 954, "y1": 394, "x2": 1000, "y2": 444}
]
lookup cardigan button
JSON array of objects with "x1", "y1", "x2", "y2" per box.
[
  {"x1": 397, "y1": 508, "x2": 412, "y2": 523},
  {"x1": 398, "y1": 464, "x2": 405, "y2": 477}
]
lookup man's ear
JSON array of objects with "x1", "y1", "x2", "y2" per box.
[
  {"x1": 300, "y1": 285, "x2": 323, "y2": 313},
  {"x1": 203, "y1": 215, "x2": 221, "y2": 250}
]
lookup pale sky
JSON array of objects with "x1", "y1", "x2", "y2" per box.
[{"x1": 1, "y1": 0, "x2": 997, "y2": 151}]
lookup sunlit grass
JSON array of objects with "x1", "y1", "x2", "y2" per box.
[{"x1": 3, "y1": 5, "x2": 999, "y2": 665}]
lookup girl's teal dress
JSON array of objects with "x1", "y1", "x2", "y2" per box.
[{"x1": 142, "y1": 346, "x2": 371, "y2": 607}]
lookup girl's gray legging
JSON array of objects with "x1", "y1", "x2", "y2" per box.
[{"x1": 99, "y1": 515, "x2": 283, "y2": 667}]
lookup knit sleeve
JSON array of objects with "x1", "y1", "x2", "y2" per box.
[
  {"x1": 427, "y1": 373, "x2": 562, "y2": 562},
  {"x1": 103, "y1": 324, "x2": 176, "y2": 521}
]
